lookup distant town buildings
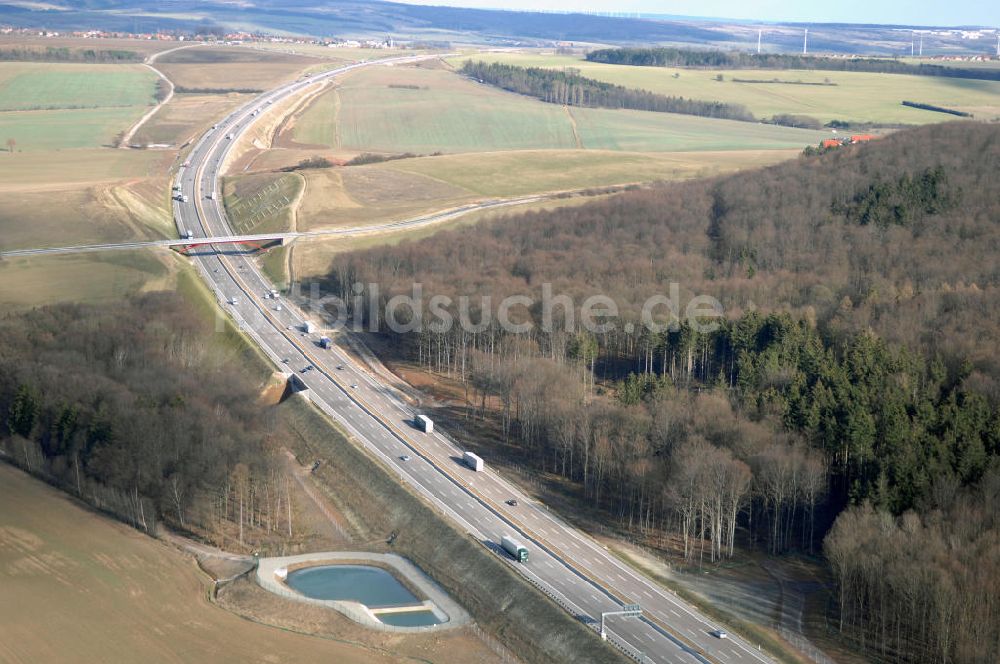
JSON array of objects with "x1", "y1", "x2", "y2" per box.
[{"x1": 0, "y1": 25, "x2": 402, "y2": 50}]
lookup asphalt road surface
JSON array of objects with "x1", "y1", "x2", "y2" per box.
[{"x1": 172, "y1": 54, "x2": 775, "y2": 664}]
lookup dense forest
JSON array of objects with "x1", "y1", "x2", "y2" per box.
[
  {"x1": 461, "y1": 60, "x2": 755, "y2": 122},
  {"x1": 324, "y1": 122, "x2": 1000, "y2": 663},
  {"x1": 0, "y1": 294, "x2": 285, "y2": 549},
  {"x1": 585, "y1": 47, "x2": 1000, "y2": 82},
  {"x1": 0, "y1": 46, "x2": 141, "y2": 62}
]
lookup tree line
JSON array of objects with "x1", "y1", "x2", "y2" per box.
[
  {"x1": 0, "y1": 294, "x2": 286, "y2": 550},
  {"x1": 322, "y1": 122, "x2": 1000, "y2": 662},
  {"x1": 174, "y1": 86, "x2": 264, "y2": 94},
  {"x1": 461, "y1": 60, "x2": 755, "y2": 122},
  {"x1": 901, "y1": 100, "x2": 973, "y2": 117},
  {"x1": 0, "y1": 46, "x2": 141, "y2": 63},
  {"x1": 585, "y1": 47, "x2": 1000, "y2": 82}
]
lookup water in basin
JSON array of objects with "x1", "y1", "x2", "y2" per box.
[
  {"x1": 377, "y1": 610, "x2": 441, "y2": 627},
  {"x1": 285, "y1": 564, "x2": 418, "y2": 607}
]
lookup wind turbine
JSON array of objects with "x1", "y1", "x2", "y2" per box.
[{"x1": 803, "y1": 28, "x2": 808, "y2": 55}]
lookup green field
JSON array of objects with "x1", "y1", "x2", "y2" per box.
[
  {"x1": 0, "y1": 106, "x2": 153, "y2": 150},
  {"x1": 0, "y1": 63, "x2": 156, "y2": 110},
  {"x1": 0, "y1": 62, "x2": 158, "y2": 150},
  {"x1": 294, "y1": 65, "x2": 828, "y2": 154},
  {"x1": 449, "y1": 52, "x2": 1000, "y2": 124},
  {"x1": 297, "y1": 66, "x2": 577, "y2": 152},
  {"x1": 374, "y1": 148, "x2": 798, "y2": 197}
]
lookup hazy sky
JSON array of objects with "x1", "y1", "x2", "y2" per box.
[{"x1": 392, "y1": 0, "x2": 998, "y2": 27}]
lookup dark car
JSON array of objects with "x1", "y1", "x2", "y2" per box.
[{"x1": 506, "y1": 499, "x2": 518, "y2": 507}]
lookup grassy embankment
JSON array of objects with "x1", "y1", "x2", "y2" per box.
[
  {"x1": 280, "y1": 396, "x2": 626, "y2": 664},
  {"x1": 221, "y1": 171, "x2": 304, "y2": 287},
  {"x1": 450, "y1": 52, "x2": 1000, "y2": 124}
]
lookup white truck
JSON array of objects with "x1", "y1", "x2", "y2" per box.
[
  {"x1": 415, "y1": 414, "x2": 433, "y2": 433},
  {"x1": 501, "y1": 535, "x2": 529, "y2": 563},
  {"x1": 303, "y1": 321, "x2": 316, "y2": 334},
  {"x1": 463, "y1": 451, "x2": 483, "y2": 472}
]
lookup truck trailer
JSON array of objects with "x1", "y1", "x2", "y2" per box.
[
  {"x1": 463, "y1": 451, "x2": 483, "y2": 472},
  {"x1": 501, "y1": 535, "x2": 529, "y2": 562},
  {"x1": 415, "y1": 414, "x2": 433, "y2": 433}
]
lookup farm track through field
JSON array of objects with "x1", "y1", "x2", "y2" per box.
[
  {"x1": 565, "y1": 105, "x2": 583, "y2": 148},
  {"x1": 119, "y1": 43, "x2": 204, "y2": 148}
]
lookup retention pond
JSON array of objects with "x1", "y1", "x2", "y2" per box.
[
  {"x1": 257, "y1": 553, "x2": 468, "y2": 631},
  {"x1": 286, "y1": 564, "x2": 418, "y2": 606},
  {"x1": 283, "y1": 563, "x2": 443, "y2": 627}
]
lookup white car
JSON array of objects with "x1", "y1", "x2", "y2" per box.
[{"x1": 711, "y1": 629, "x2": 728, "y2": 639}]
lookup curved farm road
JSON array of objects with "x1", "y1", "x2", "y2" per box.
[{"x1": 119, "y1": 43, "x2": 203, "y2": 149}]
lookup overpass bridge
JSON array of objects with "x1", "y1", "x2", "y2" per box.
[
  {"x1": 0, "y1": 194, "x2": 546, "y2": 260},
  {"x1": 169, "y1": 232, "x2": 295, "y2": 255},
  {"x1": 0, "y1": 232, "x2": 300, "y2": 259}
]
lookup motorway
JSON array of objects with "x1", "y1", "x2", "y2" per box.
[{"x1": 171, "y1": 55, "x2": 775, "y2": 664}]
